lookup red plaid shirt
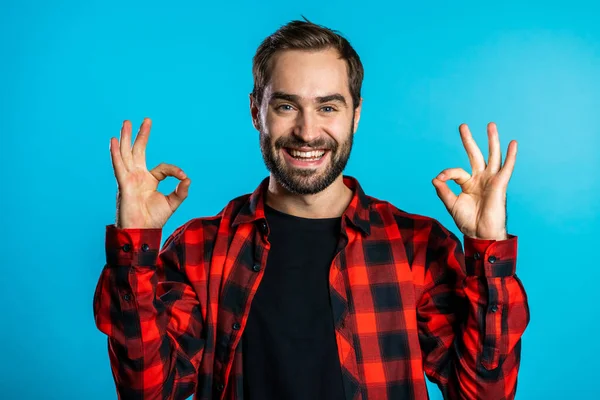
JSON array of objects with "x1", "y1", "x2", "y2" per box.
[{"x1": 94, "y1": 176, "x2": 529, "y2": 400}]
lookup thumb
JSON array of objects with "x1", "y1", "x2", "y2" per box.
[
  {"x1": 165, "y1": 178, "x2": 191, "y2": 211},
  {"x1": 431, "y1": 177, "x2": 457, "y2": 212},
  {"x1": 432, "y1": 167, "x2": 470, "y2": 212}
]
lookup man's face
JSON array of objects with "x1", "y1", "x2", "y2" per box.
[{"x1": 252, "y1": 48, "x2": 361, "y2": 195}]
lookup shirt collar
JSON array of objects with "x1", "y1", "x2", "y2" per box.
[{"x1": 231, "y1": 175, "x2": 371, "y2": 236}]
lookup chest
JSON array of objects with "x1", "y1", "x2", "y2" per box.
[
  {"x1": 194, "y1": 226, "x2": 429, "y2": 399},
  {"x1": 205, "y1": 227, "x2": 426, "y2": 350}
]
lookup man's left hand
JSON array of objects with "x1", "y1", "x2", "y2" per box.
[{"x1": 432, "y1": 122, "x2": 517, "y2": 240}]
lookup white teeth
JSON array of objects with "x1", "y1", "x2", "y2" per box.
[{"x1": 290, "y1": 149, "x2": 325, "y2": 159}]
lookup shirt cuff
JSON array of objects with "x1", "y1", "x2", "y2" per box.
[
  {"x1": 105, "y1": 224, "x2": 163, "y2": 267},
  {"x1": 463, "y1": 234, "x2": 518, "y2": 278}
]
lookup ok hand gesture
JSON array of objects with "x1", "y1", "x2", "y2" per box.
[
  {"x1": 110, "y1": 118, "x2": 191, "y2": 229},
  {"x1": 432, "y1": 123, "x2": 517, "y2": 240}
]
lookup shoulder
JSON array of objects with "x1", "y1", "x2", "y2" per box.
[
  {"x1": 171, "y1": 193, "x2": 253, "y2": 242},
  {"x1": 366, "y1": 194, "x2": 457, "y2": 242},
  {"x1": 366, "y1": 194, "x2": 435, "y2": 228}
]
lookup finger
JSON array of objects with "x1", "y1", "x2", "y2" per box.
[
  {"x1": 431, "y1": 177, "x2": 458, "y2": 213},
  {"x1": 149, "y1": 163, "x2": 187, "y2": 182},
  {"x1": 109, "y1": 137, "x2": 127, "y2": 181},
  {"x1": 487, "y1": 122, "x2": 502, "y2": 173},
  {"x1": 166, "y1": 178, "x2": 192, "y2": 211},
  {"x1": 498, "y1": 140, "x2": 518, "y2": 185},
  {"x1": 110, "y1": 137, "x2": 127, "y2": 182},
  {"x1": 132, "y1": 117, "x2": 151, "y2": 168},
  {"x1": 459, "y1": 124, "x2": 486, "y2": 173},
  {"x1": 119, "y1": 120, "x2": 134, "y2": 169},
  {"x1": 436, "y1": 167, "x2": 472, "y2": 186}
]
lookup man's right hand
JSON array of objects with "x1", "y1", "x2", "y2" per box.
[{"x1": 110, "y1": 118, "x2": 191, "y2": 229}]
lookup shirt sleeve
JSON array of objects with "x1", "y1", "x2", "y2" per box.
[
  {"x1": 93, "y1": 224, "x2": 205, "y2": 400},
  {"x1": 418, "y1": 221, "x2": 529, "y2": 400}
]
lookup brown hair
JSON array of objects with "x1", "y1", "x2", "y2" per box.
[{"x1": 251, "y1": 19, "x2": 364, "y2": 109}]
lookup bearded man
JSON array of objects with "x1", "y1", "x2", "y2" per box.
[{"x1": 94, "y1": 19, "x2": 529, "y2": 400}]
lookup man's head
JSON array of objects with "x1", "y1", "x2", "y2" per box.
[{"x1": 250, "y1": 20, "x2": 364, "y2": 195}]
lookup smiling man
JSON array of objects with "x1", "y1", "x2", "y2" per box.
[{"x1": 94, "y1": 20, "x2": 529, "y2": 400}]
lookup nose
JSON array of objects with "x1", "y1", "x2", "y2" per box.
[{"x1": 292, "y1": 111, "x2": 320, "y2": 144}]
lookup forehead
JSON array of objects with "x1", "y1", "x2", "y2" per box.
[{"x1": 266, "y1": 48, "x2": 350, "y2": 99}]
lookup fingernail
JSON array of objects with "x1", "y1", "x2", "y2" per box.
[{"x1": 437, "y1": 173, "x2": 445, "y2": 180}]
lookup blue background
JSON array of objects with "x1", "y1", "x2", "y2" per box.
[{"x1": 1, "y1": 0, "x2": 598, "y2": 398}]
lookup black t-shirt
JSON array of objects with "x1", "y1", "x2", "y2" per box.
[{"x1": 242, "y1": 205, "x2": 346, "y2": 400}]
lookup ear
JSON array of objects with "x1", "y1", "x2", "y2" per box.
[
  {"x1": 249, "y1": 93, "x2": 261, "y2": 131},
  {"x1": 352, "y1": 97, "x2": 363, "y2": 134}
]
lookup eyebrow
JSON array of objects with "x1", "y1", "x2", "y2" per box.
[{"x1": 270, "y1": 92, "x2": 347, "y2": 106}]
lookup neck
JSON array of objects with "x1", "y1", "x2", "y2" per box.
[{"x1": 265, "y1": 174, "x2": 353, "y2": 219}]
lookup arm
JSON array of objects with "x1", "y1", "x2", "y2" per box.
[
  {"x1": 418, "y1": 222, "x2": 529, "y2": 399},
  {"x1": 93, "y1": 223, "x2": 205, "y2": 400}
]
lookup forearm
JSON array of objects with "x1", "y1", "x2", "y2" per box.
[
  {"x1": 93, "y1": 225, "x2": 203, "y2": 400},
  {"x1": 448, "y1": 236, "x2": 529, "y2": 399},
  {"x1": 420, "y1": 226, "x2": 529, "y2": 400},
  {"x1": 95, "y1": 265, "x2": 173, "y2": 398},
  {"x1": 443, "y1": 275, "x2": 528, "y2": 399}
]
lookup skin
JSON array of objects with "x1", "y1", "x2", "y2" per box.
[
  {"x1": 110, "y1": 118, "x2": 191, "y2": 229},
  {"x1": 250, "y1": 48, "x2": 362, "y2": 219},
  {"x1": 432, "y1": 122, "x2": 517, "y2": 240},
  {"x1": 110, "y1": 49, "x2": 517, "y2": 240}
]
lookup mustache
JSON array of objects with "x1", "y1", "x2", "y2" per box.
[{"x1": 273, "y1": 136, "x2": 337, "y2": 151}]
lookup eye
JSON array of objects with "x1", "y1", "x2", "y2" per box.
[
  {"x1": 320, "y1": 106, "x2": 337, "y2": 113},
  {"x1": 276, "y1": 104, "x2": 294, "y2": 111}
]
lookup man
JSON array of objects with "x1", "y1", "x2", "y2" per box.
[{"x1": 94, "y1": 20, "x2": 529, "y2": 400}]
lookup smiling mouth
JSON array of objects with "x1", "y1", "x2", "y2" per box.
[{"x1": 284, "y1": 148, "x2": 328, "y2": 161}]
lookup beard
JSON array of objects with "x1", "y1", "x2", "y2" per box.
[{"x1": 259, "y1": 117, "x2": 355, "y2": 195}]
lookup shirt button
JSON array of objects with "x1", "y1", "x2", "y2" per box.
[
  {"x1": 141, "y1": 243, "x2": 150, "y2": 252},
  {"x1": 232, "y1": 322, "x2": 241, "y2": 330},
  {"x1": 488, "y1": 255, "x2": 497, "y2": 264},
  {"x1": 216, "y1": 383, "x2": 224, "y2": 391},
  {"x1": 258, "y1": 220, "x2": 268, "y2": 234},
  {"x1": 122, "y1": 244, "x2": 132, "y2": 252},
  {"x1": 490, "y1": 304, "x2": 498, "y2": 313},
  {"x1": 123, "y1": 293, "x2": 131, "y2": 302},
  {"x1": 252, "y1": 264, "x2": 261, "y2": 272},
  {"x1": 473, "y1": 252, "x2": 480, "y2": 260}
]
